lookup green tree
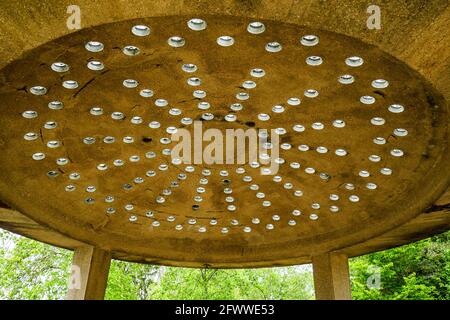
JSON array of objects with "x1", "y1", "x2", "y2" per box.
[
  {"x1": 105, "y1": 260, "x2": 161, "y2": 300},
  {"x1": 152, "y1": 266, "x2": 314, "y2": 300},
  {"x1": 0, "y1": 229, "x2": 71, "y2": 299},
  {"x1": 350, "y1": 231, "x2": 449, "y2": 300},
  {"x1": 0, "y1": 228, "x2": 449, "y2": 300},
  {"x1": 0, "y1": 229, "x2": 313, "y2": 300}
]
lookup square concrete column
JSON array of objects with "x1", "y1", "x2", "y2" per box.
[
  {"x1": 312, "y1": 252, "x2": 351, "y2": 300},
  {"x1": 66, "y1": 245, "x2": 112, "y2": 300}
]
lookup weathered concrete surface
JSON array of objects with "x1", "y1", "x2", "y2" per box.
[
  {"x1": 1, "y1": 0, "x2": 449, "y2": 99},
  {"x1": 0, "y1": 1, "x2": 448, "y2": 267}
]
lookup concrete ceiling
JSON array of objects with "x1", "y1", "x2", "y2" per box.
[{"x1": 0, "y1": 1, "x2": 448, "y2": 267}]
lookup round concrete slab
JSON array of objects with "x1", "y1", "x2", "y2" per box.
[
  {"x1": 0, "y1": 2, "x2": 449, "y2": 267},
  {"x1": 0, "y1": 15, "x2": 448, "y2": 266}
]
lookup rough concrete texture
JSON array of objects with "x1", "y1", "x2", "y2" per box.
[{"x1": 0, "y1": 1, "x2": 448, "y2": 267}]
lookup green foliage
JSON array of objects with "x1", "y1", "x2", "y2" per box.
[
  {"x1": 151, "y1": 267, "x2": 314, "y2": 300},
  {"x1": 0, "y1": 230, "x2": 313, "y2": 300},
  {"x1": 350, "y1": 232, "x2": 450, "y2": 300},
  {"x1": 0, "y1": 228, "x2": 448, "y2": 300},
  {"x1": 105, "y1": 260, "x2": 161, "y2": 300},
  {"x1": 0, "y1": 229, "x2": 71, "y2": 299}
]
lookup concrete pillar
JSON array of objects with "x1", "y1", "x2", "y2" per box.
[
  {"x1": 312, "y1": 252, "x2": 351, "y2": 300},
  {"x1": 66, "y1": 245, "x2": 111, "y2": 300}
]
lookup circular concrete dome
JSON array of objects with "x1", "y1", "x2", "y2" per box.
[{"x1": 0, "y1": 1, "x2": 448, "y2": 268}]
